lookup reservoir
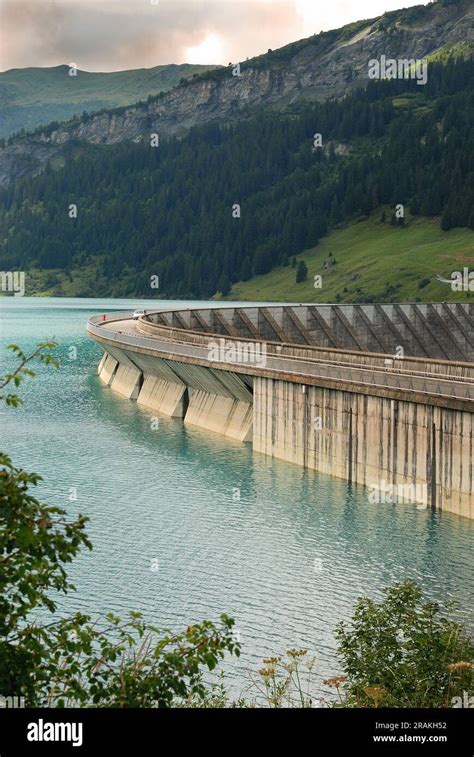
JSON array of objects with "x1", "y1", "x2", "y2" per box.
[{"x1": 1, "y1": 297, "x2": 473, "y2": 698}]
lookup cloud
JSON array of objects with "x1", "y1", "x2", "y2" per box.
[
  {"x1": 0, "y1": 0, "x2": 430, "y2": 73},
  {"x1": 0, "y1": 0, "x2": 66, "y2": 71}
]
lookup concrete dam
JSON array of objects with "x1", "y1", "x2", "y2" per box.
[{"x1": 87, "y1": 303, "x2": 474, "y2": 520}]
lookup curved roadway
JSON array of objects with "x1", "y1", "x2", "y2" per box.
[{"x1": 87, "y1": 309, "x2": 474, "y2": 410}]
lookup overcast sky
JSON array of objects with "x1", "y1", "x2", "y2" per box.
[{"x1": 0, "y1": 0, "x2": 431, "y2": 73}]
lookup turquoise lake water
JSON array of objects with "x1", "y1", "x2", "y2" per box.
[{"x1": 1, "y1": 297, "x2": 473, "y2": 699}]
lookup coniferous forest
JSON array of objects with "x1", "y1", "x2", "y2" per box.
[{"x1": 0, "y1": 56, "x2": 473, "y2": 298}]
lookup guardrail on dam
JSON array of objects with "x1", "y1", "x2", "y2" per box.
[{"x1": 87, "y1": 303, "x2": 474, "y2": 520}]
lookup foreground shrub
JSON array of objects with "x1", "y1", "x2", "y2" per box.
[{"x1": 334, "y1": 580, "x2": 473, "y2": 708}]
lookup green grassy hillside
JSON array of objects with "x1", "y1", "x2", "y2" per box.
[
  {"x1": 226, "y1": 211, "x2": 474, "y2": 304},
  {"x1": 0, "y1": 63, "x2": 219, "y2": 138},
  {"x1": 14, "y1": 211, "x2": 473, "y2": 301}
]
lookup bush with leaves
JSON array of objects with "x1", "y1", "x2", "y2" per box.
[
  {"x1": 0, "y1": 343, "x2": 240, "y2": 706},
  {"x1": 334, "y1": 580, "x2": 473, "y2": 708}
]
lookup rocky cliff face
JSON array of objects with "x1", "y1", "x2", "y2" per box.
[{"x1": 0, "y1": 0, "x2": 472, "y2": 187}]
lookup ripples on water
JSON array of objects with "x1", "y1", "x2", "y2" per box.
[{"x1": 1, "y1": 298, "x2": 473, "y2": 699}]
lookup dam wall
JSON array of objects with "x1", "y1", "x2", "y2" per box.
[
  {"x1": 137, "y1": 376, "x2": 186, "y2": 417},
  {"x1": 253, "y1": 377, "x2": 473, "y2": 519},
  {"x1": 97, "y1": 342, "x2": 254, "y2": 442},
  {"x1": 184, "y1": 391, "x2": 253, "y2": 442},
  {"x1": 89, "y1": 305, "x2": 474, "y2": 520}
]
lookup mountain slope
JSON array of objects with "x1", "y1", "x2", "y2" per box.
[
  {"x1": 0, "y1": 0, "x2": 472, "y2": 188},
  {"x1": 0, "y1": 63, "x2": 218, "y2": 139},
  {"x1": 226, "y1": 212, "x2": 474, "y2": 304},
  {"x1": 1, "y1": 54, "x2": 472, "y2": 301}
]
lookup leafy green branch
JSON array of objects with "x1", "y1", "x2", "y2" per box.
[{"x1": 0, "y1": 341, "x2": 59, "y2": 406}]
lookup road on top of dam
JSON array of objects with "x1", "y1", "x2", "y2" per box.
[{"x1": 87, "y1": 310, "x2": 474, "y2": 410}]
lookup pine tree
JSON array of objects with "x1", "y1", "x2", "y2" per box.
[
  {"x1": 296, "y1": 260, "x2": 308, "y2": 283},
  {"x1": 440, "y1": 204, "x2": 453, "y2": 231},
  {"x1": 330, "y1": 196, "x2": 342, "y2": 226},
  {"x1": 467, "y1": 208, "x2": 474, "y2": 231},
  {"x1": 240, "y1": 257, "x2": 252, "y2": 281},
  {"x1": 217, "y1": 274, "x2": 231, "y2": 296}
]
